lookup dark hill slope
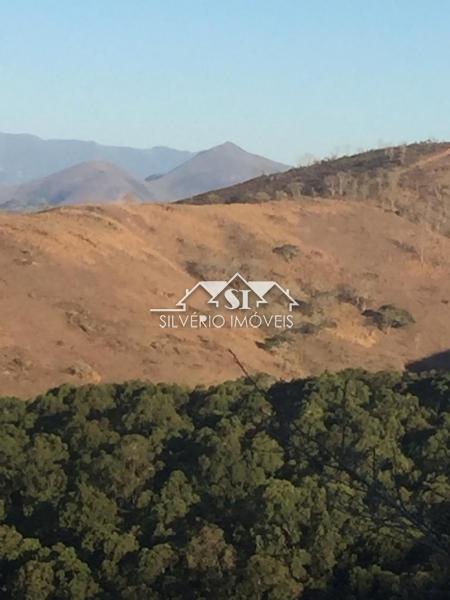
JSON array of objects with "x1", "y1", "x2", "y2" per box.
[{"x1": 181, "y1": 142, "x2": 450, "y2": 232}]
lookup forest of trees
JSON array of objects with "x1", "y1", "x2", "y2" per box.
[{"x1": 0, "y1": 369, "x2": 449, "y2": 599}]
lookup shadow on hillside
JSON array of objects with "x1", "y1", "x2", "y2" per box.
[{"x1": 407, "y1": 349, "x2": 450, "y2": 372}]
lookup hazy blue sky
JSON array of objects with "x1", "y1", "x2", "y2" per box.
[{"x1": 1, "y1": 1, "x2": 449, "y2": 164}]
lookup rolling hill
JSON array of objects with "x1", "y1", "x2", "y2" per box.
[
  {"x1": 1, "y1": 199, "x2": 450, "y2": 398},
  {"x1": 0, "y1": 132, "x2": 194, "y2": 184},
  {"x1": 181, "y1": 141, "x2": 450, "y2": 232},
  {"x1": 0, "y1": 161, "x2": 154, "y2": 211},
  {"x1": 145, "y1": 142, "x2": 290, "y2": 200}
]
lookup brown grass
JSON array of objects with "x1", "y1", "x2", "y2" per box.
[{"x1": 0, "y1": 198, "x2": 450, "y2": 397}]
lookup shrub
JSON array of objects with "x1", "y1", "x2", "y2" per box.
[
  {"x1": 294, "y1": 300, "x2": 315, "y2": 317},
  {"x1": 292, "y1": 322, "x2": 321, "y2": 335},
  {"x1": 335, "y1": 284, "x2": 368, "y2": 311},
  {"x1": 272, "y1": 244, "x2": 299, "y2": 261},
  {"x1": 256, "y1": 333, "x2": 288, "y2": 351},
  {"x1": 256, "y1": 321, "x2": 327, "y2": 352},
  {"x1": 364, "y1": 304, "x2": 415, "y2": 330}
]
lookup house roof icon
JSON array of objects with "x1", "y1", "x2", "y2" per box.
[{"x1": 149, "y1": 272, "x2": 299, "y2": 312}]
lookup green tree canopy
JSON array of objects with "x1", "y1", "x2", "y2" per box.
[{"x1": 0, "y1": 373, "x2": 448, "y2": 598}]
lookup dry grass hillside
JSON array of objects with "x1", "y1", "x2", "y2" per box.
[
  {"x1": 183, "y1": 142, "x2": 450, "y2": 233},
  {"x1": 1, "y1": 199, "x2": 450, "y2": 398}
]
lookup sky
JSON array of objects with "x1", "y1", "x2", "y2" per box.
[{"x1": 1, "y1": 1, "x2": 449, "y2": 165}]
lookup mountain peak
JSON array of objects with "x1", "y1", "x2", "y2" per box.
[
  {"x1": 217, "y1": 141, "x2": 242, "y2": 149},
  {"x1": 145, "y1": 142, "x2": 290, "y2": 201}
]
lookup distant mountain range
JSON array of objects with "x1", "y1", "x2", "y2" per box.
[
  {"x1": 0, "y1": 132, "x2": 194, "y2": 185},
  {"x1": 0, "y1": 138, "x2": 290, "y2": 210},
  {"x1": 145, "y1": 141, "x2": 290, "y2": 201}
]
